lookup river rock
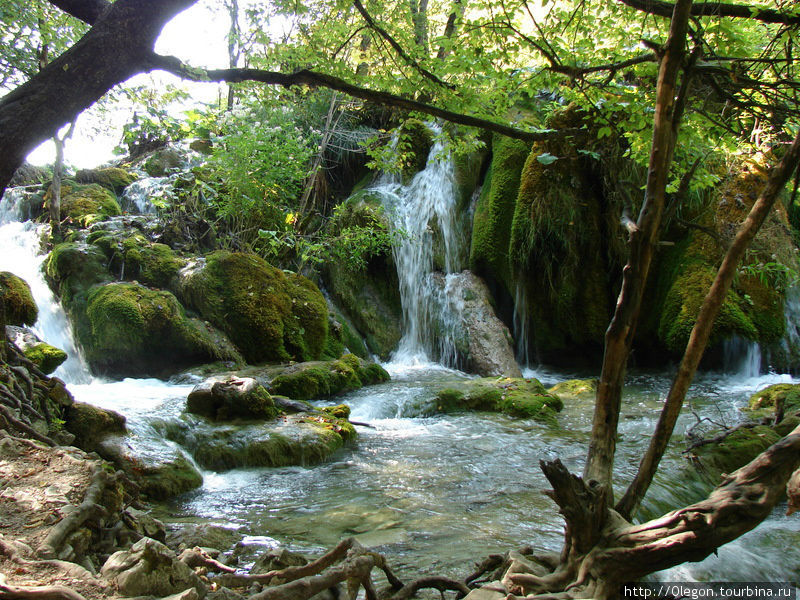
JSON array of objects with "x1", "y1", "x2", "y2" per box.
[
  {"x1": 434, "y1": 377, "x2": 562, "y2": 422},
  {"x1": 187, "y1": 377, "x2": 278, "y2": 421},
  {"x1": 267, "y1": 354, "x2": 389, "y2": 401},
  {"x1": 101, "y1": 537, "x2": 206, "y2": 597},
  {"x1": 547, "y1": 378, "x2": 597, "y2": 402},
  {"x1": 431, "y1": 271, "x2": 521, "y2": 377},
  {"x1": 64, "y1": 401, "x2": 127, "y2": 452},
  {"x1": 0, "y1": 271, "x2": 38, "y2": 326},
  {"x1": 8, "y1": 326, "x2": 67, "y2": 375}
]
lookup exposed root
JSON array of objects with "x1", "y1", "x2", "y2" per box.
[
  {"x1": 0, "y1": 582, "x2": 89, "y2": 600},
  {"x1": 0, "y1": 403, "x2": 55, "y2": 446},
  {"x1": 390, "y1": 576, "x2": 470, "y2": 599},
  {"x1": 178, "y1": 547, "x2": 237, "y2": 573}
]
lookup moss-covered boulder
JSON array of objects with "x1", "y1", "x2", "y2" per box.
[
  {"x1": 434, "y1": 377, "x2": 563, "y2": 421},
  {"x1": 75, "y1": 167, "x2": 137, "y2": 195},
  {"x1": 88, "y1": 231, "x2": 184, "y2": 288},
  {"x1": 548, "y1": 378, "x2": 598, "y2": 401},
  {"x1": 97, "y1": 435, "x2": 203, "y2": 500},
  {"x1": 64, "y1": 401, "x2": 127, "y2": 452},
  {"x1": 45, "y1": 242, "x2": 111, "y2": 305},
  {"x1": 178, "y1": 251, "x2": 328, "y2": 364},
  {"x1": 144, "y1": 147, "x2": 183, "y2": 177},
  {"x1": 748, "y1": 383, "x2": 800, "y2": 418},
  {"x1": 323, "y1": 310, "x2": 368, "y2": 360},
  {"x1": 47, "y1": 182, "x2": 122, "y2": 225},
  {"x1": 268, "y1": 354, "x2": 390, "y2": 401},
  {"x1": 165, "y1": 412, "x2": 356, "y2": 471},
  {"x1": 23, "y1": 342, "x2": 67, "y2": 375},
  {"x1": 693, "y1": 424, "x2": 781, "y2": 476},
  {"x1": 82, "y1": 282, "x2": 233, "y2": 377},
  {"x1": 187, "y1": 376, "x2": 278, "y2": 421},
  {"x1": 323, "y1": 194, "x2": 402, "y2": 358},
  {"x1": 0, "y1": 271, "x2": 38, "y2": 326}
]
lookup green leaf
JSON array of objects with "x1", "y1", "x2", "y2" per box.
[{"x1": 536, "y1": 153, "x2": 559, "y2": 165}]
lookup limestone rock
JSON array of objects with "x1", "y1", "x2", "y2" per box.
[
  {"x1": 101, "y1": 537, "x2": 206, "y2": 597},
  {"x1": 0, "y1": 271, "x2": 38, "y2": 327},
  {"x1": 432, "y1": 271, "x2": 521, "y2": 377}
]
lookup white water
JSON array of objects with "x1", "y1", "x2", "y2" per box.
[
  {"x1": 370, "y1": 127, "x2": 468, "y2": 367},
  {"x1": 0, "y1": 190, "x2": 90, "y2": 383}
]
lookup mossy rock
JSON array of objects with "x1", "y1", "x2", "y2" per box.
[
  {"x1": 321, "y1": 404, "x2": 351, "y2": 419},
  {"x1": 748, "y1": 383, "x2": 800, "y2": 417},
  {"x1": 48, "y1": 182, "x2": 122, "y2": 226},
  {"x1": 397, "y1": 118, "x2": 434, "y2": 177},
  {"x1": 23, "y1": 342, "x2": 67, "y2": 375},
  {"x1": 144, "y1": 147, "x2": 183, "y2": 177},
  {"x1": 75, "y1": 167, "x2": 137, "y2": 194},
  {"x1": 98, "y1": 435, "x2": 203, "y2": 500},
  {"x1": 434, "y1": 377, "x2": 562, "y2": 422},
  {"x1": 178, "y1": 251, "x2": 328, "y2": 364},
  {"x1": 64, "y1": 401, "x2": 127, "y2": 452},
  {"x1": 167, "y1": 413, "x2": 356, "y2": 471},
  {"x1": 45, "y1": 242, "x2": 111, "y2": 306},
  {"x1": 187, "y1": 377, "x2": 279, "y2": 421},
  {"x1": 268, "y1": 354, "x2": 389, "y2": 401},
  {"x1": 548, "y1": 378, "x2": 598, "y2": 401},
  {"x1": 82, "y1": 282, "x2": 230, "y2": 377},
  {"x1": 693, "y1": 425, "x2": 781, "y2": 476},
  {"x1": 323, "y1": 310, "x2": 368, "y2": 360},
  {"x1": 89, "y1": 231, "x2": 184, "y2": 289},
  {"x1": 0, "y1": 271, "x2": 38, "y2": 326}
]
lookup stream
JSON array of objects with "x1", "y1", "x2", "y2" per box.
[{"x1": 1, "y1": 147, "x2": 799, "y2": 585}]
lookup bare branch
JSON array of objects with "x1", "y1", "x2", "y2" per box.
[{"x1": 618, "y1": 0, "x2": 800, "y2": 25}]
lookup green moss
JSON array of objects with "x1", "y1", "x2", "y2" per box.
[
  {"x1": 83, "y1": 282, "x2": 224, "y2": 376},
  {"x1": 23, "y1": 343, "x2": 67, "y2": 375},
  {"x1": 469, "y1": 134, "x2": 530, "y2": 289},
  {"x1": 749, "y1": 383, "x2": 800, "y2": 415},
  {"x1": 0, "y1": 271, "x2": 38, "y2": 326},
  {"x1": 187, "y1": 379, "x2": 279, "y2": 421},
  {"x1": 435, "y1": 377, "x2": 562, "y2": 422},
  {"x1": 301, "y1": 412, "x2": 357, "y2": 442},
  {"x1": 92, "y1": 232, "x2": 184, "y2": 288},
  {"x1": 548, "y1": 378, "x2": 598, "y2": 400},
  {"x1": 75, "y1": 167, "x2": 137, "y2": 194},
  {"x1": 323, "y1": 311, "x2": 369, "y2": 360},
  {"x1": 45, "y1": 242, "x2": 111, "y2": 306},
  {"x1": 49, "y1": 182, "x2": 121, "y2": 225},
  {"x1": 179, "y1": 251, "x2": 328, "y2": 364},
  {"x1": 321, "y1": 403, "x2": 351, "y2": 419},
  {"x1": 694, "y1": 425, "x2": 781, "y2": 475},
  {"x1": 64, "y1": 401, "x2": 127, "y2": 451},
  {"x1": 269, "y1": 355, "x2": 389, "y2": 400}
]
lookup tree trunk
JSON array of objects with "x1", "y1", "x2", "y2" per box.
[
  {"x1": 225, "y1": 0, "x2": 240, "y2": 111},
  {"x1": 49, "y1": 121, "x2": 76, "y2": 242},
  {"x1": 0, "y1": 0, "x2": 197, "y2": 194},
  {"x1": 584, "y1": 0, "x2": 694, "y2": 491},
  {"x1": 616, "y1": 128, "x2": 800, "y2": 519}
]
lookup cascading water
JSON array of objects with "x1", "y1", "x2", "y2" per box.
[
  {"x1": 722, "y1": 335, "x2": 762, "y2": 379},
  {"x1": 0, "y1": 188, "x2": 90, "y2": 383},
  {"x1": 369, "y1": 126, "x2": 469, "y2": 367}
]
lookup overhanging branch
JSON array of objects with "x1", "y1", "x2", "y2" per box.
[
  {"x1": 47, "y1": 0, "x2": 110, "y2": 25},
  {"x1": 618, "y1": 0, "x2": 800, "y2": 25},
  {"x1": 148, "y1": 53, "x2": 580, "y2": 143}
]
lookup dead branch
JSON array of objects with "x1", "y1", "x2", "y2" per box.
[{"x1": 178, "y1": 547, "x2": 237, "y2": 573}]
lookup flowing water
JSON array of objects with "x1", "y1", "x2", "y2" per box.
[{"x1": 2, "y1": 172, "x2": 799, "y2": 585}]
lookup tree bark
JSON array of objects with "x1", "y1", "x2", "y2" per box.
[
  {"x1": 616, "y1": 127, "x2": 800, "y2": 519},
  {"x1": 584, "y1": 0, "x2": 694, "y2": 491}
]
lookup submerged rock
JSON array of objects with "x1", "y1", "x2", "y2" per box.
[
  {"x1": 101, "y1": 537, "x2": 206, "y2": 597},
  {"x1": 0, "y1": 271, "x2": 38, "y2": 326},
  {"x1": 187, "y1": 376, "x2": 278, "y2": 421},
  {"x1": 166, "y1": 412, "x2": 356, "y2": 471},
  {"x1": 548, "y1": 378, "x2": 597, "y2": 401},
  {"x1": 434, "y1": 377, "x2": 562, "y2": 422}
]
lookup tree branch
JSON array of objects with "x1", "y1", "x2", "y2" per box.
[
  {"x1": 617, "y1": 0, "x2": 800, "y2": 25},
  {"x1": 46, "y1": 0, "x2": 110, "y2": 25},
  {"x1": 148, "y1": 53, "x2": 581, "y2": 143},
  {"x1": 352, "y1": 0, "x2": 455, "y2": 90}
]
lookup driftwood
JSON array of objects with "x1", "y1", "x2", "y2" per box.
[{"x1": 178, "y1": 547, "x2": 237, "y2": 573}]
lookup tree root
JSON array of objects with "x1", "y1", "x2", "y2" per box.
[
  {"x1": 0, "y1": 582, "x2": 89, "y2": 600},
  {"x1": 390, "y1": 576, "x2": 470, "y2": 599},
  {"x1": 37, "y1": 466, "x2": 109, "y2": 558},
  {"x1": 178, "y1": 547, "x2": 237, "y2": 573},
  {"x1": 0, "y1": 403, "x2": 55, "y2": 446}
]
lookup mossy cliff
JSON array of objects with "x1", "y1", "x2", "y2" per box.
[
  {"x1": 323, "y1": 193, "x2": 402, "y2": 359},
  {"x1": 178, "y1": 250, "x2": 329, "y2": 364},
  {"x1": 649, "y1": 160, "x2": 795, "y2": 359}
]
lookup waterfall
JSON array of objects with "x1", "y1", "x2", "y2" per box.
[
  {"x1": 513, "y1": 282, "x2": 531, "y2": 368},
  {"x1": 0, "y1": 188, "x2": 91, "y2": 383},
  {"x1": 121, "y1": 176, "x2": 169, "y2": 214},
  {"x1": 370, "y1": 126, "x2": 468, "y2": 366},
  {"x1": 721, "y1": 336, "x2": 761, "y2": 378}
]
